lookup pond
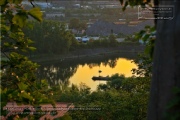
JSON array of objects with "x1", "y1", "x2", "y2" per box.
[{"x1": 36, "y1": 53, "x2": 138, "y2": 91}]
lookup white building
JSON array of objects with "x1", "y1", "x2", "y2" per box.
[{"x1": 82, "y1": 36, "x2": 90, "y2": 42}]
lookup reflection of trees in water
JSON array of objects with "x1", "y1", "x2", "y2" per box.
[
  {"x1": 87, "y1": 58, "x2": 118, "y2": 68},
  {"x1": 102, "y1": 59, "x2": 118, "y2": 68},
  {"x1": 87, "y1": 55, "x2": 119, "y2": 69},
  {"x1": 37, "y1": 63, "x2": 78, "y2": 86},
  {"x1": 88, "y1": 63, "x2": 101, "y2": 69},
  {"x1": 37, "y1": 53, "x2": 136, "y2": 86}
]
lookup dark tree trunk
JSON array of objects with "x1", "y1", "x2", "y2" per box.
[{"x1": 148, "y1": 1, "x2": 180, "y2": 120}]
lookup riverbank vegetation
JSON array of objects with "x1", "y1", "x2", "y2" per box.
[
  {"x1": 23, "y1": 20, "x2": 141, "y2": 57},
  {"x1": 51, "y1": 74, "x2": 150, "y2": 120}
]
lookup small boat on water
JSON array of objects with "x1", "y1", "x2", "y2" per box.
[{"x1": 92, "y1": 76, "x2": 110, "y2": 81}]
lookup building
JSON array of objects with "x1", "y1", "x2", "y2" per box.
[
  {"x1": 82, "y1": 36, "x2": 90, "y2": 42},
  {"x1": 46, "y1": 13, "x2": 65, "y2": 18},
  {"x1": 86, "y1": 20, "x2": 154, "y2": 36}
]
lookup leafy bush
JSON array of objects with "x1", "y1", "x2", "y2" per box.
[{"x1": 52, "y1": 74, "x2": 150, "y2": 120}]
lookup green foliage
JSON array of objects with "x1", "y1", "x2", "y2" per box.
[
  {"x1": 124, "y1": 35, "x2": 137, "y2": 43},
  {"x1": 23, "y1": 20, "x2": 78, "y2": 54},
  {"x1": 69, "y1": 18, "x2": 80, "y2": 29},
  {"x1": 52, "y1": 74, "x2": 150, "y2": 120},
  {"x1": 132, "y1": 53, "x2": 152, "y2": 77},
  {"x1": 86, "y1": 38, "x2": 110, "y2": 48},
  {"x1": 69, "y1": 18, "x2": 87, "y2": 30},
  {"x1": 117, "y1": 32, "x2": 127, "y2": 38},
  {"x1": 109, "y1": 34, "x2": 118, "y2": 46},
  {"x1": 85, "y1": 36, "x2": 119, "y2": 48},
  {"x1": 0, "y1": 0, "x2": 54, "y2": 118},
  {"x1": 132, "y1": 26, "x2": 155, "y2": 77},
  {"x1": 28, "y1": 7, "x2": 43, "y2": 22}
]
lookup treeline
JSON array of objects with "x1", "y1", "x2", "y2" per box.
[
  {"x1": 23, "y1": 20, "x2": 79, "y2": 55},
  {"x1": 86, "y1": 34, "x2": 118, "y2": 48},
  {"x1": 23, "y1": 20, "x2": 119, "y2": 56}
]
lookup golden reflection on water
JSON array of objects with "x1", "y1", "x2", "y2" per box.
[{"x1": 70, "y1": 58, "x2": 137, "y2": 91}]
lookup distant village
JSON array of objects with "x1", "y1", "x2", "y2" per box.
[{"x1": 23, "y1": 0, "x2": 154, "y2": 43}]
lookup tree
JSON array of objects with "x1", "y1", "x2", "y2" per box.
[
  {"x1": 61, "y1": 74, "x2": 150, "y2": 120},
  {"x1": 119, "y1": 0, "x2": 180, "y2": 119},
  {"x1": 0, "y1": 0, "x2": 54, "y2": 118},
  {"x1": 147, "y1": 1, "x2": 180, "y2": 119},
  {"x1": 132, "y1": 26, "x2": 155, "y2": 77},
  {"x1": 69, "y1": 18, "x2": 80, "y2": 29},
  {"x1": 69, "y1": 18, "x2": 87, "y2": 33},
  {"x1": 79, "y1": 21, "x2": 87, "y2": 31},
  {"x1": 23, "y1": 20, "x2": 78, "y2": 54},
  {"x1": 109, "y1": 34, "x2": 118, "y2": 46}
]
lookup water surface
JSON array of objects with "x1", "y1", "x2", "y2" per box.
[
  {"x1": 70, "y1": 58, "x2": 137, "y2": 90},
  {"x1": 37, "y1": 53, "x2": 137, "y2": 90}
]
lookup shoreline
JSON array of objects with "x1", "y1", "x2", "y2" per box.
[{"x1": 30, "y1": 45, "x2": 145, "y2": 63}]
